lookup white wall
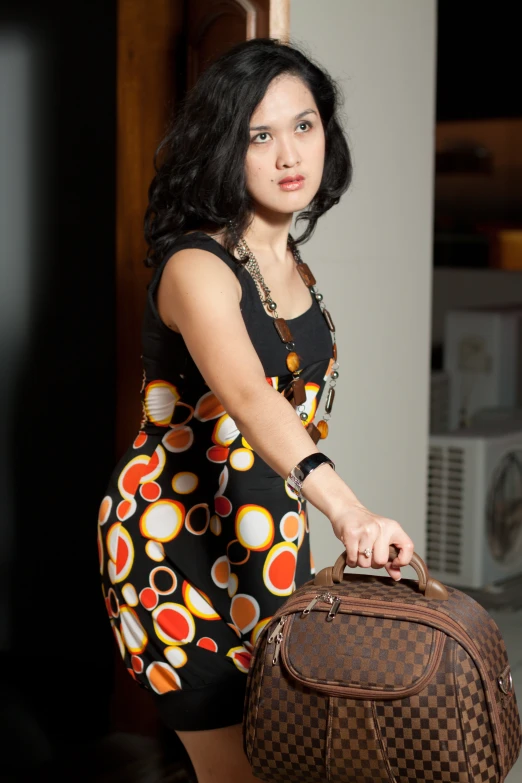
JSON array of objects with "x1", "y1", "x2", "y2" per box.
[{"x1": 290, "y1": 0, "x2": 436, "y2": 575}]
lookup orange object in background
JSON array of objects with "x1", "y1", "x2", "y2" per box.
[
  {"x1": 475, "y1": 221, "x2": 522, "y2": 269},
  {"x1": 497, "y1": 230, "x2": 522, "y2": 270}
]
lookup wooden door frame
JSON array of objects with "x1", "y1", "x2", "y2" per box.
[
  {"x1": 236, "y1": 0, "x2": 290, "y2": 40},
  {"x1": 268, "y1": 0, "x2": 290, "y2": 41}
]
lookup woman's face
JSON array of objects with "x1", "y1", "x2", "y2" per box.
[{"x1": 245, "y1": 74, "x2": 326, "y2": 216}]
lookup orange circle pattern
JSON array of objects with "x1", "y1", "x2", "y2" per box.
[{"x1": 99, "y1": 361, "x2": 328, "y2": 701}]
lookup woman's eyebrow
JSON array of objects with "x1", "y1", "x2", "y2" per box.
[{"x1": 249, "y1": 108, "x2": 318, "y2": 132}]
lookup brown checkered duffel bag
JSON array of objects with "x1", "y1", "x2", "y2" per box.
[{"x1": 243, "y1": 546, "x2": 521, "y2": 782}]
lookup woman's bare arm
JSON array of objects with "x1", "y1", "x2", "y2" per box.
[{"x1": 157, "y1": 248, "x2": 414, "y2": 576}]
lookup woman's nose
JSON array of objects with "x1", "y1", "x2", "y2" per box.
[{"x1": 276, "y1": 136, "x2": 300, "y2": 169}]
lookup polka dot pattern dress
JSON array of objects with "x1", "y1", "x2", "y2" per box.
[{"x1": 98, "y1": 231, "x2": 335, "y2": 730}]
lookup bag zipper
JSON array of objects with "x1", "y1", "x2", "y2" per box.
[
  {"x1": 267, "y1": 595, "x2": 342, "y2": 666},
  {"x1": 301, "y1": 591, "x2": 340, "y2": 617},
  {"x1": 267, "y1": 615, "x2": 287, "y2": 664}
]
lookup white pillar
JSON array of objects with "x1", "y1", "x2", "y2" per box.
[{"x1": 291, "y1": 0, "x2": 436, "y2": 575}]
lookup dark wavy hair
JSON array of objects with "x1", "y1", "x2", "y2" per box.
[{"x1": 144, "y1": 37, "x2": 352, "y2": 268}]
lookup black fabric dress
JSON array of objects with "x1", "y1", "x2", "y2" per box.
[{"x1": 97, "y1": 231, "x2": 335, "y2": 730}]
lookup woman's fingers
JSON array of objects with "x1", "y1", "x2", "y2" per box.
[
  {"x1": 342, "y1": 528, "x2": 361, "y2": 567},
  {"x1": 368, "y1": 531, "x2": 390, "y2": 568},
  {"x1": 390, "y1": 534, "x2": 415, "y2": 567},
  {"x1": 358, "y1": 546, "x2": 373, "y2": 564},
  {"x1": 384, "y1": 562, "x2": 402, "y2": 580},
  {"x1": 380, "y1": 528, "x2": 415, "y2": 580},
  {"x1": 342, "y1": 521, "x2": 381, "y2": 567},
  {"x1": 334, "y1": 505, "x2": 415, "y2": 579},
  {"x1": 340, "y1": 519, "x2": 415, "y2": 579}
]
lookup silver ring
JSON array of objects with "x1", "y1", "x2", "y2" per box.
[{"x1": 360, "y1": 547, "x2": 373, "y2": 558}]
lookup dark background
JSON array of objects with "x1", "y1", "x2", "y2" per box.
[
  {"x1": 0, "y1": 0, "x2": 117, "y2": 775},
  {"x1": 436, "y1": 0, "x2": 521, "y2": 121},
  {"x1": 434, "y1": 0, "x2": 522, "y2": 271}
]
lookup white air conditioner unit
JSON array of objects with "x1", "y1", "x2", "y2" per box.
[{"x1": 426, "y1": 423, "x2": 522, "y2": 589}]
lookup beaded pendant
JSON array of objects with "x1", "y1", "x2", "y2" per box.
[{"x1": 234, "y1": 232, "x2": 339, "y2": 444}]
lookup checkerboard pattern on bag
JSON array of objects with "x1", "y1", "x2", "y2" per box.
[
  {"x1": 503, "y1": 684, "x2": 522, "y2": 775},
  {"x1": 248, "y1": 634, "x2": 328, "y2": 782},
  {"x1": 243, "y1": 631, "x2": 267, "y2": 761},
  {"x1": 243, "y1": 570, "x2": 522, "y2": 781},
  {"x1": 327, "y1": 699, "x2": 393, "y2": 782},
  {"x1": 287, "y1": 612, "x2": 436, "y2": 691},
  {"x1": 375, "y1": 639, "x2": 471, "y2": 781},
  {"x1": 454, "y1": 643, "x2": 498, "y2": 782}
]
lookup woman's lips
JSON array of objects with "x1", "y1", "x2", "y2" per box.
[{"x1": 279, "y1": 178, "x2": 305, "y2": 191}]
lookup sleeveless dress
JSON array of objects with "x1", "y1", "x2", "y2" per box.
[{"x1": 97, "y1": 231, "x2": 335, "y2": 731}]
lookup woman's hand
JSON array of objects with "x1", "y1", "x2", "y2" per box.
[{"x1": 329, "y1": 501, "x2": 414, "y2": 580}]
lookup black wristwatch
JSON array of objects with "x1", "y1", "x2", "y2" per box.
[{"x1": 286, "y1": 453, "x2": 335, "y2": 499}]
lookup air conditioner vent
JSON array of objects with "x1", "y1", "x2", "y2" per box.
[
  {"x1": 427, "y1": 427, "x2": 522, "y2": 589},
  {"x1": 426, "y1": 445, "x2": 464, "y2": 574}
]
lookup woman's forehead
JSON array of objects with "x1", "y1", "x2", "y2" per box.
[{"x1": 251, "y1": 75, "x2": 317, "y2": 123}]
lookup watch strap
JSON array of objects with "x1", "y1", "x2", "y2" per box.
[{"x1": 287, "y1": 452, "x2": 335, "y2": 498}]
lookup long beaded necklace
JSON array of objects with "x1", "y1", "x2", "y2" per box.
[{"x1": 232, "y1": 231, "x2": 339, "y2": 445}]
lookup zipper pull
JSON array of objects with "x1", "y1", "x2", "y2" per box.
[
  {"x1": 301, "y1": 593, "x2": 321, "y2": 616},
  {"x1": 272, "y1": 633, "x2": 283, "y2": 665},
  {"x1": 271, "y1": 616, "x2": 287, "y2": 665},
  {"x1": 326, "y1": 597, "x2": 341, "y2": 622},
  {"x1": 301, "y1": 591, "x2": 335, "y2": 617},
  {"x1": 268, "y1": 615, "x2": 286, "y2": 644}
]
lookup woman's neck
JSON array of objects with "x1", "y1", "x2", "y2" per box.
[{"x1": 242, "y1": 211, "x2": 294, "y2": 264}]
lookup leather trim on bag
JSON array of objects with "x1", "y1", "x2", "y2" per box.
[
  {"x1": 371, "y1": 701, "x2": 397, "y2": 782},
  {"x1": 325, "y1": 696, "x2": 334, "y2": 775}
]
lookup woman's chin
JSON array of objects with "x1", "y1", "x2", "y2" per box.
[{"x1": 252, "y1": 193, "x2": 313, "y2": 218}]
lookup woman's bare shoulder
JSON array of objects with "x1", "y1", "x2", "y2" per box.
[{"x1": 158, "y1": 240, "x2": 242, "y2": 332}]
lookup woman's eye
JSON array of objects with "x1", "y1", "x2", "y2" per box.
[
  {"x1": 251, "y1": 132, "x2": 271, "y2": 144},
  {"x1": 250, "y1": 121, "x2": 312, "y2": 144}
]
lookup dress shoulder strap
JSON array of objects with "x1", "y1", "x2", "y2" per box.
[
  {"x1": 147, "y1": 230, "x2": 254, "y2": 314},
  {"x1": 161, "y1": 230, "x2": 240, "y2": 276}
]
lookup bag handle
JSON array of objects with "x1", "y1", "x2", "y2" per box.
[{"x1": 314, "y1": 545, "x2": 449, "y2": 600}]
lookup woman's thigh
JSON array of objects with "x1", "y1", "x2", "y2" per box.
[{"x1": 176, "y1": 723, "x2": 260, "y2": 783}]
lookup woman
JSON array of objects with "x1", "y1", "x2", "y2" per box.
[{"x1": 97, "y1": 37, "x2": 414, "y2": 782}]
